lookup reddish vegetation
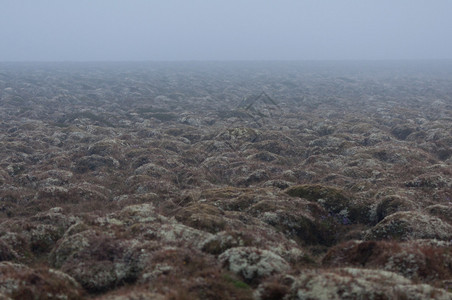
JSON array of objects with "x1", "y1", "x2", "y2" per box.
[
  {"x1": 0, "y1": 62, "x2": 451, "y2": 299},
  {"x1": 323, "y1": 240, "x2": 452, "y2": 285}
]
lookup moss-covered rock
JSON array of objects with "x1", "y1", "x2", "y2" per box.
[
  {"x1": 427, "y1": 204, "x2": 452, "y2": 224},
  {"x1": 219, "y1": 247, "x2": 290, "y2": 284},
  {"x1": 0, "y1": 262, "x2": 83, "y2": 299},
  {"x1": 247, "y1": 199, "x2": 336, "y2": 246},
  {"x1": 376, "y1": 195, "x2": 413, "y2": 222},
  {"x1": 391, "y1": 124, "x2": 416, "y2": 140},
  {"x1": 284, "y1": 267, "x2": 452, "y2": 300},
  {"x1": 285, "y1": 184, "x2": 368, "y2": 224},
  {"x1": 364, "y1": 211, "x2": 452, "y2": 241},
  {"x1": 201, "y1": 230, "x2": 255, "y2": 255},
  {"x1": 285, "y1": 185, "x2": 348, "y2": 209},
  {"x1": 322, "y1": 240, "x2": 452, "y2": 284},
  {"x1": 174, "y1": 203, "x2": 226, "y2": 233},
  {"x1": 0, "y1": 239, "x2": 18, "y2": 262},
  {"x1": 50, "y1": 229, "x2": 141, "y2": 293}
]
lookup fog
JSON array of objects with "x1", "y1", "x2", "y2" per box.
[{"x1": 1, "y1": 0, "x2": 452, "y2": 61}]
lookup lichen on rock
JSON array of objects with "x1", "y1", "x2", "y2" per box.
[{"x1": 219, "y1": 247, "x2": 291, "y2": 283}]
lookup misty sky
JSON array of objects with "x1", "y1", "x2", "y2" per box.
[{"x1": 1, "y1": 0, "x2": 452, "y2": 61}]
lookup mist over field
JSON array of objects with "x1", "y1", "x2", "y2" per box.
[
  {"x1": 1, "y1": 2, "x2": 452, "y2": 300},
  {"x1": 1, "y1": 0, "x2": 452, "y2": 61}
]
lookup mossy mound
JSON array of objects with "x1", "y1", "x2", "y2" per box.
[
  {"x1": 376, "y1": 195, "x2": 414, "y2": 222},
  {"x1": 322, "y1": 240, "x2": 452, "y2": 285},
  {"x1": 0, "y1": 262, "x2": 83, "y2": 299},
  {"x1": 174, "y1": 203, "x2": 226, "y2": 233},
  {"x1": 285, "y1": 184, "x2": 368, "y2": 224},
  {"x1": 201, "y1": 230, "x2": 255, "y2": 255},
  {"x1": 283, "y1": 267, "x2": 452, "y2": 300},
  {"x1": 219, "y1": 247, "x2": 290, "y2": 284},
  {"x1": 364, "y1": 211, "x2": 452, "y2": 241},
  {"x1": 247, "y1": 199, "x2": 337, "y2": 246}
]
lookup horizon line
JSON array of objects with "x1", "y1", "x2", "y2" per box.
[{"x1": 1, "y1": 58, "x2": 452, "y2": 63}]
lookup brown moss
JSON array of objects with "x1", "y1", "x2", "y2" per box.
[
  {"x1": 427, "y1": 204, "x2": 452, "y2": 224},
  {"x1": 285, "y1": 184, "x2": 368, "y2": 224},
  {"x1": 256, "y1": 280, "x2": 290, "y2": 300},
  {"x1": 0, "y1": 239, "x2": 18, "y2": 261},
  {"x1": 285, "y1": 184, "x2": 348, "y2": 206},
  {"x1": 364, "y1": 211, "x2": 452, "y2": 241},
  {"x1": 174, "y1": 204, "x2": 226, "y2": 233},
  {"x1": 200, "y1": 187, "x2": 251, "y2": 200},
  {"x1": 202, "y1": 231, "x2": 255, "y2": 255},
  {"x1": 376, "y1": 196, "x2": 413, "y2": 222},
  {"x1": 165, "y1": 271, "x2": 254, "y2": 300},
  {"x1": 3, "y1": 59, "x2": 452, "y2": 299},
  {"x1": 0, "y1": 262, "x2": 83, "y2": 299},
  {"x1": 322, "y1": 240, "x2": 452, "y2": 286},
  {"x1": 391, "y1": 124, "x2": 416, "y2": 140},
  {"x1": 141, "y1": 247, "x2": 252, "y2": 300}
]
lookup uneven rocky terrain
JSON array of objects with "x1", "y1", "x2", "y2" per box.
[{"x1": 0, "y1": 61, "x2": 451, "y2": 299}]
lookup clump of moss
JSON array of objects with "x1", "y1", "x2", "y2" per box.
[
  {"x1": 391, "y1": 124, "x2": 416, "y2": 140},
  {"x1": 174, "y1": 204, "x2": 226, "y2": 234},
  {"x1": 364, "y1": 211, "x2": 452, "y2": 241},
  {"x1": 286, "y1": 184, "x2": 346, "y2": 204},
  {"x1": 322, "y1": 240, "x2": 452, "y2": 286},
  {"x1": 202, "y1": 231, "x2": 255, "y2": 255},
  {"x1": 376, "y1": 195, "x2": 412, "y2": 222},
  {"x1": 150, "y1": 113, "x2": 177, "y2": 122},
  {"x1": 285, "y1": 184, "x2": 368, "y2": 224}
]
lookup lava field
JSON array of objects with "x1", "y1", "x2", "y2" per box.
[{"x1": 0, "y1": 61, "x2": 451, "y2": 299}]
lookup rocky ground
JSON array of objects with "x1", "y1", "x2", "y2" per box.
[{"x1": 0, "y1": 61, "x2": 451, "y2": 299}]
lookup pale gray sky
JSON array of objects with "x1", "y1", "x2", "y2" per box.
[{"x1": 1, "y1": 0, "x2": 451, "y2": 61}]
